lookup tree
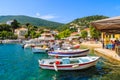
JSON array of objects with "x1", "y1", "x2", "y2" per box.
[
  {"x1": 57, "y1": 29, "x2": 71, "y2": 39},
  {"x1": 25, "y1": 23, "x2": 31, "y2": 37},
  {"x1": 0, "y1": 31, "x2": 7, "y2": 39},
  {"x1": 35, "y1": 33, "x2": 41, "y2": 38},
  {"x1": 0, "y1": 31, "x2": 17, "y2": 39},
  {"x1": 81, "y1": 30, "x2": 88, "y2": 39},
  {"x1": 90, "y1": 25, "x2": 101, "y2": 39},
  {"x1": 11, "y1": 19, "x2": 20, "y2": 32},
  {"x1": 30, "y1": 31, "x2": 36, "y2": 38},
  {"x1": 0, "y1": 24, "x2": 11, "y2": 31},
  {"x1": 25, "y1": 23, "x2": 30, "y2": 27}
]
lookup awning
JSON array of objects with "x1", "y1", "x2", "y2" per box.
[{"x1": 91, "y1": 16, "x2": 120, "y2": 33}]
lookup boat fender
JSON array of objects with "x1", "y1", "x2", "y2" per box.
[
  {"x1": 72, "y1": 64, "x2": 79, "y2": 68},
  {"x1": 53, "y1": 63, "x2": 58, "y2": 71}
]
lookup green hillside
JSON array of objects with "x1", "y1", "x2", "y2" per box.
[
  {"x1": 0, "y1": 15, "x2": 63, "y2": 28},
  {"x1": 58, "y1": 15, "x2": 108, "y2": 31}
]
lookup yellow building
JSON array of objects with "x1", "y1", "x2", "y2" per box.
[{"x1": 101, "y1": 32, "x2": 120, "y2": 46}]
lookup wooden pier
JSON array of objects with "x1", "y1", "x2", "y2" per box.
[
  {"x1": 81, "y1": 41, "x2": 102, "y2": 48},
  {"x1": 81, "y1": 41, "x2": 120, "y2": 64},
  {"x1": 94, "y1": 48, "x2": 120, "y2": 63}
]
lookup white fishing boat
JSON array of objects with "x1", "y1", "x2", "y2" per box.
[
  {"x1": 38, "y1": 56, "x2": 100, "y2": 71},
  {"x1": 24, "y1": 43, "x2": 35, "y2": 48},
  {"x1": 48, "y1": 49, "x2": 89, "y2": 57},
  {"x1": 32, "y1": 46, "x2": 48, "y2": 53}
]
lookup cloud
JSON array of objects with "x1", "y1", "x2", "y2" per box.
[
  {"x1": 35, "y1": 13, "x2": 58, "y2": 20},
  {"x1": 40, "y1": 15, "x2": 56, "y2": 19},
  {"x1": 36, "y1": 13, "x2": 40, "y2": 16}
]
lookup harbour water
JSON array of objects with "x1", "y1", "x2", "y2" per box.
[{"x1": 0, "y1": 44, "x2": 110, "y2": 80}]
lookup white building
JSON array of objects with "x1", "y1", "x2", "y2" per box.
[{"x1": 6, "y1": 20, "x2": 14, "y2": 25}]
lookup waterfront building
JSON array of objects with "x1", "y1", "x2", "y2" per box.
[
  {"x1": 91, "y1": 16, "x2": 120, "y2": 54},
  {"x1": 38, "y1": 29, "x2": 55, "y2": 41},
  {"x1": 14, "y1": 27, "x2": 28, "y2": 39}
]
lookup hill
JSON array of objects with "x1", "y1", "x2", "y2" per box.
[
  {"x1": 0, "y1": 15, "x2": 63, "y2": 28},
  {"x1": 58, "y1": 15, "x2": 108, "y2": 31}
]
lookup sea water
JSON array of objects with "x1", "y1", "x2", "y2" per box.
[{"x1": 0, "y1": 44, "x2": 108, "y2": 80}]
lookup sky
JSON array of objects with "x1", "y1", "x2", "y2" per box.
[{"x1": 0, "y1": 0, "x2": 120, "y2": 23}]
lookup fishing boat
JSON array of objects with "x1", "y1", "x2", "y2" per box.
[
  {"x1": 48, "y1": 49, "x2": 89, "y2": 57},
  {"x1": 32, "y1": 46, "x2": 48, "y2": 53},
  {"x1": 23, "y1": 43, "x2": 35, "y2": 48},
  {"x1": 38, "y1": 56, "x2": 99, "y2": 71}
]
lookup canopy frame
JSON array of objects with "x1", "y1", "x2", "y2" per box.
[{"x1": 91, "y1": 16, "x2": 120, "y2": 34}]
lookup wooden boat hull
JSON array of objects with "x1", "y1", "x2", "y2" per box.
[{"x1": 48, "y1": 49, "x2": 89, "y2": 57}]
